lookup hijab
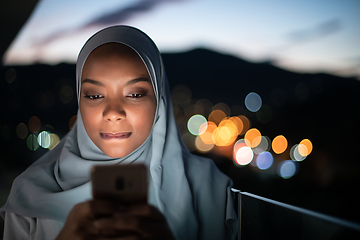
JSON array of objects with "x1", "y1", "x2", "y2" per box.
[{"x1": 1, "y1": 26, "x2": 237, "y2": 239}]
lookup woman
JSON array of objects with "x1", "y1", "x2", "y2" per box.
[{"x1": 1, "y1": 25, "x2": 238, "y2": 240}]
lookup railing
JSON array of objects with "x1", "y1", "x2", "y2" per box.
[{"x1": 231, "y1": 189, "x2": 360, "y2": 240}]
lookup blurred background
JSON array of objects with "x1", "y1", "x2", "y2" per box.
[{"x1": 1, "y1": 0, "x2": 360, "y2": 235}]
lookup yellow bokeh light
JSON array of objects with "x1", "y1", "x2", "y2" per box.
[
  {"x1": 48, "y1": 133, "x2": 60, "y2": 150},
  {"x1": 299, "y1": 139, "x2": 313, "y2": 156},
  {"x1": 272, "y1": 135, "x2": 288, "y2": 154},
  {"x1": 208, "y1": 109, "x2": 226, "y2": 125},
  {"x1": 195, "y1": 135, "x2": 214, "y2": 152},
  {"x1": 199, "y1": 121, "x2": 217, "y2": 144},
  {"x1": 238, "y1": 115, "x2": 250, "y2": 135},
  {"x1": 229, "y1": 116, "x2": 244, "y2": 135},
  {"x1": 16, "y1": 123, "x2": 28, "y2": 139},
  {"x1": 213, "y1": 119, "x2": 238, "y2": 146},
  {"x1": 244, "y1": 128, "x2": 261, "y2": 148}
]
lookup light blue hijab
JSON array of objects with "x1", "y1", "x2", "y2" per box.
[{"x1": 1, "y1": 26, "x2": 237, "y2": 240}]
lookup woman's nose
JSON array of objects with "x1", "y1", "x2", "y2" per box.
[{"x1": 103, "y1": 100, "x2": 126, "y2": 121}]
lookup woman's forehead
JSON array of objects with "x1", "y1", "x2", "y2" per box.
[{"x1": 87, "y1": 42, "x2": 138, "y2": 60}]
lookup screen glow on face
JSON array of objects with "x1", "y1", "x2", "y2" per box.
[{"x1": 80, "y1": 43, "x2": 156, "y2": 158}]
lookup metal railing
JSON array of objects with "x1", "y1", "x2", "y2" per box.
[{"x1": 231, "y1": 188, "x2": 360, "y2": 240}]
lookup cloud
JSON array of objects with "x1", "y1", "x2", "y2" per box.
[
  {"x1": 84, "y1": 0, "x2": 179, "y2": 27},
  {"x1": 288, "y1": 19, "x2": 342, "y2": 43},
  {"x1": 33, "y1": 0, "x2": 182, "y2": 46}
]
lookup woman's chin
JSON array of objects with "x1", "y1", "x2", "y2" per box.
[{"x1": 101, "y1": 148, "x2": 130, "y2": 159}]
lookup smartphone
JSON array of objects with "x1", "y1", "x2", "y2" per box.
[{"x1": 91, "y1": 164, "x2": 148, "y2": 204}]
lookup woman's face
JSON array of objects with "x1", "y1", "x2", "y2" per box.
[{"x1": 80, "y1": 43, "x2": 156, "y2": 158}]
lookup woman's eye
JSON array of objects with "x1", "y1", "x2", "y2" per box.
[
  {"x1": 127, "y1": 93, "x2": 146, "y2": 98},
  {"x1": 84, "y1": 94, "x2": 103, "y2": 100}
]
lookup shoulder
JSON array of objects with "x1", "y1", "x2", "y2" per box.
[
  {"x1": 182, "y1": 152, "x2": 233, "y2": 201},
  {"x1": 3, "y1": 211, "x2": 64, "y2": 240},
  {"x1": 183, "y1": 152, "x2": 232, "y2": 186}
]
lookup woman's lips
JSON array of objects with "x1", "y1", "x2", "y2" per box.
[{"x1": 100, "y1": 132, "x2": 132, "y2": 140}]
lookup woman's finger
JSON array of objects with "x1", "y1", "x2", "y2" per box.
[
  {"x1": 90, "y1": 199, "x2": 127, "y2": 217},
  {"x1": 113, "y1": 204, "x2": 164, "y2": 220},
  {"x1": 95, "y1": 214, "x2": 175, "y2": 239}
]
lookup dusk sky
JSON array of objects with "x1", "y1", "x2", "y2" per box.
[{"x1": 4, "y1": 0, "x2": 360, "y2": 78}]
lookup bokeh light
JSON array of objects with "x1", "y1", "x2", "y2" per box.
[
  {"x1": 187, "y1": 114, "x2": 207, "y2": 135},
  {"x1": 272, "y1": 135, "x2": 288, "y2": 154},
  {"x1": 16, "y1": 123, "x2": 28, "y2": 139},
  {"x1": 277, "y1": 160, "x2": 297, "y2": 179},
  {"x1": 244, "y1": 128, "x2": 261, "y2": 148},
  {"x1": 26, "y1": 134, "x2": 39, "y2": 151},
  {"x1": 238, "y1": 115, "x2": 250, "y2": 135},
  {"x1": 208, "y1": 109, "x2": 226, "y2": 125},
  {"x1": 212, "y1": 126, "x2": 233, "y2": 146},
  {"x1": 38, "y1": 131, "x2": 51, "y2": 148},
  {"x1": 28, "y1": 116, "x2": 41, "y2": 133},
  {"x1": 299, "y1": 139, "x2": 313, "y2": 156},
  {"x1": 199, "y1": 121, "x2": 217, "y2": 144},
  {"x1": 48, "y1": 133, "x2": 61, "y2": 150},
  {"x1": 59, "y1": 85, "x2": 74, "y2": 104},
  {"x1": 235, "y1": 146, "x2": 254, "y2": 165},
  {"x1": 182, "y1": 132, "x2": 196, "y2": 152},
  {"x1": 229, "y1": 116, "x2": 243, "y2": 135},
  {"x1": 213, "y1": 102, "x2": 231, "y2": 117},
  {"x1": 245, "y1": 92, "x2": 262, "y2": 112},
  {"x1": 233, "y1": 139, "x2": 250, "y2": 161},
  {"x1": 69, "y1": 115, "x2": 77, "y2": 129},
  {"x1": 171, "y1": 85, "x2": 192, "y2": 106},
  {"x1": 218, "y1": 118, "x2": 238, "y2": 143},
  {"x1": 194, "y1": 99, "x2": 213, "y2": 116},
  {"x1": 195, "y1": 135, "x2": 214, "y2": 152},
  {"x1": 290, "y1": 144, "x2": 307, "y2": 162},
  {"x1": 253, "y1": 136, "x2": 270, "y2": 154},
  {"x1": 5, "y1": 68, "x2": 16, "y2": 83},
  {"x1": 256, "y1": 151, "x2": 273, "y2": 170}
]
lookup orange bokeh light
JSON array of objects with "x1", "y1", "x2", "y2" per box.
[
  {"x1": 69, "y1": 115, "x2": 77, "y2": 129},
  {"x1": 199, "y1": 121, "x2": 217, "y2": 144},
  {"x1": 213, "y1": 118, "x2": 238, "y2": 146},
  {"x1": 299, "y1": 139, "x2": 313, "y2": 156},
  {"x1": 272, "y1": 135, "x2": 288, "y2": 154},
  {"x1": 238, "y1": 115, "x2": 250, "y2": 135},
  {"x1": 229, "y1": 116, "x2": 244, "y2": 135},
  {"x1": 244, "y1": 128, "x2": 261, "y2": 148},
  {"x1": 208, "y1": 109, "x2": 226, "y2": 125},
  {"x1": 28, "y1": 116, "x2": 41, "y2": 133},
  {"x1": 195, "y1": 136, "x2": 214, "y2": 152}
]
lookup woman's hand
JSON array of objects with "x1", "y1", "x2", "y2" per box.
[{"x1": 56, "y1": 199, "x2": 175, "y2": 240}]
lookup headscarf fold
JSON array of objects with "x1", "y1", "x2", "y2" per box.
[{"x1": 1, "y1": 26, "x2": 237, "y2": 240}]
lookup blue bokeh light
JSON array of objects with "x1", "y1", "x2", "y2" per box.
[
  {"x1": 277, "y1": 160, "x2": 297, "y2": 179},
  {"x1": 256, "y1": 151, "x2": 273, "y2": 170},
  {"x1": 245, "y1": 92, "x2": 262, "y2": 112}
]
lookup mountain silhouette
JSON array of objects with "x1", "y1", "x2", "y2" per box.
[{"x1": 1, "y1": 48, "x2": 360, "y2": 223}]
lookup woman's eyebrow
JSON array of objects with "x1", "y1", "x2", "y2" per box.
[
  {"x1": 125, "y1": 77, "x2": 151, "y2": 86},
  {"x1": 81, "y1": 79, "x2": 105, "y2": 86}
]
